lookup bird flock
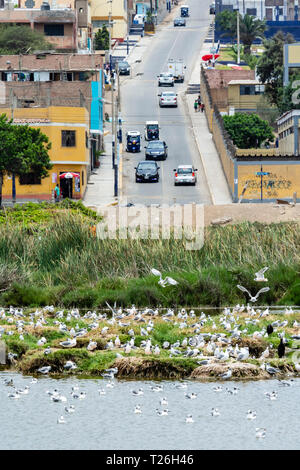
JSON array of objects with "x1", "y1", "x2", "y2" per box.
[
  {"x1": 2, "y1": 370, "x2": 297, "y2": 444},
  {"x1": 0, "y1": 264, "x2": 300, "y2": 440}
]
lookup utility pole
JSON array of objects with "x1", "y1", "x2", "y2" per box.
[
  {"x1": 117, "y1": 61, "x2": 121, "y2": 113},
  {"x1": 10, "y1": 88, "x2": 16, "y2": 205},
  {"x1": 108, "y1": 0, "x2": 112, "y2": 71},
  {"x1": 236, "y1": 4, "x2": 240, "y2": 65},
  {"x1": 111, "y1": 72, "x2": 115, "y2": 169}
]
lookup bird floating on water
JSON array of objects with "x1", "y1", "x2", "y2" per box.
[
  {"x1": 247, "y1": 410, "x2": 257, "y2": 420},
  {"x1": 256, "y1": 428, "x2": 266, "y2": 439},
  {"x1": 185, "y1": 414, "x2": 194, "y2": 423}
]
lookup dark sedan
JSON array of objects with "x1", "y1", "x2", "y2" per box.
[
  {"x1": 135, "y1": 161, "x2": 160, "y2": 183},
  {"x1": 145, "y1": 140, "x2": 168, "y2": 161},
  {"x1": 117, "y1": 61, "x2": 131, "y2": 75},
  {"x1": 174, "y1": 18, "x2": 186, "y2": 26}
]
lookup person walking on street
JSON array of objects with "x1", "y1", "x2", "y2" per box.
[
  {"x1": 194, "y1": 99, "x2": 198, "y2": 112},
  {"x1": 200, "y1": 103, "x2": 205, "y2": 113},
  {"x1": 54, "y1": 184, "x2": 60, "y2": 203}
]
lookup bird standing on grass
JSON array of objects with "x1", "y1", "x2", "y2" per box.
[
  {"x1": 278, "y1": 338, "x2": 285, "y2": 358},
  {"x1": 266, "y1": 324, "x2": 273, "y2": 335}
]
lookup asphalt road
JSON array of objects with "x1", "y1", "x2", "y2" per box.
[{"x1": 121, "y1": 0, "x2": 213, "y2": 206}]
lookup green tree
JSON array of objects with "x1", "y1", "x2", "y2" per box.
[
  {"x1": 256, "y1": 31, "x2": 295, "y2": 108},
  {"x1": 216, "y1": 12, "x2": 266, "y2": 54},
  {"x1": 239, "y1": 14, "x2": 266, "y2": 55},
  {"x1": 223, "y1": 113, "x2": 274, "y2": 149},
  {"x1": 0, "y1": 115, "x2": 52, "y2": 207},
  {"x1": 216, "y1": 10, "x2": 237, "y2": 41},
  {"x1": 94, "y1": 25, "x2": 109, "y2": 50},
  {"x1": 0, "y1": 25, "x2": 52, "y2": 54}
]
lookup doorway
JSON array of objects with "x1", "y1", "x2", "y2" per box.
[{"x1": 60, "y1": 177, "x2": 73, "y2": 199}]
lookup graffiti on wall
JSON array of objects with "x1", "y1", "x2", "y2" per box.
[{"x1": 239, "y1": 171, "x2": 293, "y2": 199}]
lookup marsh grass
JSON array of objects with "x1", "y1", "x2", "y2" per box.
[{"x1": 0, "y1": 219, "x2": 300, "y2": 306}]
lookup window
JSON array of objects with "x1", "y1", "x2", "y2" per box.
[
  {"x1": 82, "y1": 171, "x2": 84, "y2": 186},
  {"x1": 240, "y1": 85, "x2": 255, "y2": 95},
  {"x1": 255, "y1": 84, "x2": 265, "y2": 94},
  {"x1": 86, "y1": 131, "x2": 89, "y2": 148},
  {"x1": 19, "y1": 173, "x2": 41, "y2": 185},
  {"x1": 44, "y1": 24, "x2": 64, "y2": 36},
  {"x1": 246, "y1": 8, "x2": 257, "y2": 15},
  {"x1": 62, "y1": 130, "x2": 76, "y2": 147}
]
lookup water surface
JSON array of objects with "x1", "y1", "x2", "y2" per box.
[{"x1": 0, "y1": 372, "x2": 299, "y2": 450}]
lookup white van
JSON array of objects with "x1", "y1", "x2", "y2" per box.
[{"x1": 133, "y1": 14, "x2": 145, "y2": 24}]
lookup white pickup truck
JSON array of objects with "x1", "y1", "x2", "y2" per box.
[{"x1": 167, "y1": 59, "x2": 186, "y2": 82}]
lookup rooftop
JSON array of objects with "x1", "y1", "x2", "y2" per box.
[
  {"x1": 0, "y1": 9, "x2": 76, "y2": 22},
  {"x1": 0, "y1": 54, "x2": 102, "y2": 71},
  {"x1": 277, "y1": 109, "x2": 300, "y2": 125},
  {"x1": 227, "y1": 79, "x2": 261, "y2": 85},
  {"x1": 205, "y1": 69, "x2": 255, "y2": 88}
]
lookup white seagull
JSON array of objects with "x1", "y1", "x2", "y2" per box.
[
  {"x1": 237, "y1": 285, "x2": 270, "y2": 302},
  {"x1": 254, "y1": 267, "x2": 269, "y2": 282},
  {"x1": 151, "y1": 268, "x2": 178, "y2": 288}
]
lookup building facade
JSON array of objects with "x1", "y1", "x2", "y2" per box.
[
  {"x1": 91, "y1": 0, "x2": 129, "y2": 41},
  {"x1": 0, "y1": 53, "x2": 104, "y2": 172},
  {"x1": 0, "y1": 0, "x2": 92, "y2": 51},
  {"x1": 215, "y1": 0, "x2": 299, "y2": 21},
  {"x1": 1, "y1": 106, "x2": 90, "y2": 201},
  {"x1": 277, "y1": 109, "x2": 300, "y2": 155}
]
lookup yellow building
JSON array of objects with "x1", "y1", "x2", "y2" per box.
[
  {"x1": 227, "y1": 80, "x2": 265, "y2": 113},
  {"x1": 91, "y1": 0, "x2": 128, "y2": 41},
  {"x1": 2, "y1": 106, "x2": 90, "y2": 201}
]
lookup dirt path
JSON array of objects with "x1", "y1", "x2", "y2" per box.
[{"x1": 204, "y1": 203, "x2": 300, "y2": 226}]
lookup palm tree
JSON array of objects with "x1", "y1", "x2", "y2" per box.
[{"x1": 239, "y1": 14, "x2": 266, "y2": 55}]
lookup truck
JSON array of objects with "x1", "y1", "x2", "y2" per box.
[{"x1": 167, "y1": 59, "x2": 186, "y2": 83}]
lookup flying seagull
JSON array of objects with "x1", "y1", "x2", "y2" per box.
[
  {"x1": 254, "y1": 267, "x2": 269, "y2": 282},
  {"x1": 151, "y1": 268, "x2": 178, "y2": 288},
  {"x1": 237, "y1": 285, "x2": 270, "y2": 302}
]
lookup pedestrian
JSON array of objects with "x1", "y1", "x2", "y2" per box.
[
  {"x1": 54, "y1": 184, "x2": 60, "y2": 203},
  {"x1": 200, "y1": 103, "x2": 205, "y2": 113},
  {"x1": 197, "y1": 95, "x2": 201, "y2": 109},
  {"x1": 194, "y1": 99, "x2": 198, "y2": 112}
]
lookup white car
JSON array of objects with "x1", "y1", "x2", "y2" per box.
[
  {"x1": 174, "y1": 165, "x2": 197, "y2": 185},
  {"x1": 158, "y1": 72, "x2": 174, "y2": 87},
  {"x1": 158, "y1": 91, "x2": 178, "y2": 107}
]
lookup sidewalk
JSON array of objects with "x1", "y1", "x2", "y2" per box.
[
  {"x1": 83, "y1": 127, "x2": 118, "y2": 210},
  {"x1": 186, "y1": 39, "x2": 232, "y2": 205}
]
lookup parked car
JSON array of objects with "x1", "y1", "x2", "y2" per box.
[
  {"x1": 145, "y1": 140, "x2": 168, "y2": 160},
  {"x1": 174, "y1": 18, "x2": 186, "y2": 26},
  {"x1": 135, "y1": 161, "x2": 160, "y2": 183},
  {"x1": 117, "y1": 61, "x2": 131, "y2": 75},
  {"x1": 173, "y1": 165, "x2": 197, "y2": 185},
  {"x1": 158, "y1": 72, "x2": 174, "y2": 87},
  {"x1": 158, "y1": 91, "x2": 178, "y2": 107}
]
